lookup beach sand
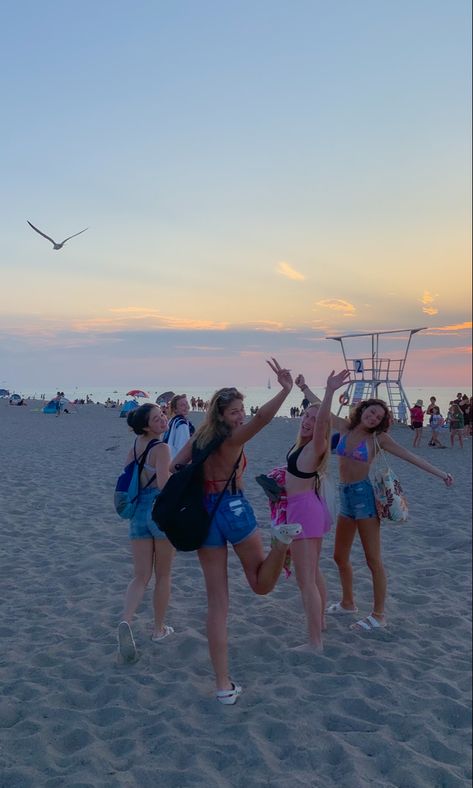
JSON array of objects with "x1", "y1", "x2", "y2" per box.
[{"x1": 0, "y1": 400, "x2": 471, "y2": 787}]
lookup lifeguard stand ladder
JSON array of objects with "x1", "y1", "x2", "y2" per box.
[{"x1": 326, "y1": 328, "x2": 426, "y2": 418}]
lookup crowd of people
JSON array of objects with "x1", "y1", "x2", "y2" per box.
[
  {"x1": 408, "y1": 392, "x2": 471, "y2": 449},
  {"x1": 115, "y1": 365, "x2": 455, "y2": 705}
]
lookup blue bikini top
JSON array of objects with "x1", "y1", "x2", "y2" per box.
[{"x1": 335, "y1": 433, "x2": 369, "y2": 462}]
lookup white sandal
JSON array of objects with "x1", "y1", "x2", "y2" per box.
[
  {"x1": 326, "y1": 601, "x2": 358, "y2": 615},
  {"x1": 216, "y1": 682, "x2": 242, "y2": 705},
  {"x1": 350, "y1": 615, "x2": 386, "y2": 632}
]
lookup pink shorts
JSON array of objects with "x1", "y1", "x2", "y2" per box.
[{"x1": 286, "y1": 490, "x2": 331, "y2": 540}]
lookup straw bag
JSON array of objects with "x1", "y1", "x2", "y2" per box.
[{"x1": 372, "y1": 437, "x2": 408, "y2": 523}]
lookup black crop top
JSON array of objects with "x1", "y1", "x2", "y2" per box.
[{"x1": 286, "y1": 444, "x2": 318, "y2": 479}]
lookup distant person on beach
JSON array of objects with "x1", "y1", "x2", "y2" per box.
[
  {"x1": 397, "y1": 399, "x2": 407, "y2": 424},
  {"x1": 312, "y1": 377, "x2": 453, "y2": 632},
  {"x1": 409, "y1": 399, "x2": 425, "y2": 447},
  {"x1": 447, "y1": 402, "x2": 464, "y2": 448},
  {"x1": 117, "y1": 404, "x2": 175, "y2": 664},
  {"x1": 273, "y1": 372, "x2": 346, "y2": 651},
  {"x1": 164, "y1": 394, "x2": 195, "y2": 459},
  {"x1": 170, "y1": 359, "x2": 301, "y2": 704},
  {"x1": 459, "y1": 395, "x2": 470, "y2": 439},
  {"x1": 429, "y1": 406, "x2": 445, "y2": 448}
]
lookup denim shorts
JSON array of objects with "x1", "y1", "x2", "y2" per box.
[
  {"x1": 202, "y1": 491, "x2": 258, "y2": 548},
  {"x1": 338, "y1": 478, "x2": 377, "y2": 520},
  {"x1": 129, "y1": 488, "x2": 167, "y2": 540}
]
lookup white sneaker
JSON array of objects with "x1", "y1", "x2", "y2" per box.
[{"x1": 273, "y1": 523, "x2": 302, "y2": 544}]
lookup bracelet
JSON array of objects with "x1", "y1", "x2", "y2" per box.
[{"x1": 300, "y1": 384, "x2": 308, "y2": 391}]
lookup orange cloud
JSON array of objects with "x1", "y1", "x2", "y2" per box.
[
  {"x1": 315, "y1": 299, "x2": 356, "y2": 316},
  {"x1": 276, "y1": 261, "x2": 305, "y2": 281},
  {"x1": 420, "y1": 290, "x2": 439, "y2": 316},
  {"x1": 427, "y1": 321, "x2": 472, "y2": 333}
]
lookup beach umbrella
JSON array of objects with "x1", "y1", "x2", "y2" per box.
[
  {"x1": 126, "y1": 389, "x2": 149, "y2": 398},
  {"x1": 156, "y1": 390, "x2": 175, "y2": 404}
]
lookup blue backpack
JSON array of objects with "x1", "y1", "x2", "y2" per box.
[{"x1": 114, "y1": 439, "x2": 161, "y2": 519}]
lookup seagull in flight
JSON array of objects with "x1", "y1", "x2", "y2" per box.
[{"x1": 27, "y1": 220, "x2": 88, "y2": 250}]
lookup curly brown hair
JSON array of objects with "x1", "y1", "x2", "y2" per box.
[{"x1": 347, "y1": 398, "x2": 391, "y2": 434}]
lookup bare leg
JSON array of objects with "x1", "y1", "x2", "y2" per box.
[
  {"x1": 357, "y1": 517, "x2": 386, "y2": 621},
  {"x1": 291, "y1": 538, "x2": 324, "y2": 648},
  {"x1": 152, "y1": 538, "x2": 175, "y2": 636},
  {"x1": 333, "y1": 515, "x2": 358, "y2": 609},
  {"x1": 197, "y1": 546, "x2": 231, "y2": 691},
  {"x1": 233, "y1": 531, "x2": 289, "y2": 595},
  {"x1": 122, "y1": 540, "x2": 154, "y2": 623}
]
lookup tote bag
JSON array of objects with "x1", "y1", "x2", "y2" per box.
[{"x1": 372, "y1": 437, "x2": 409, "y2": 523}]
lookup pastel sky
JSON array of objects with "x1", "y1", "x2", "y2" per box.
[{"x1": 0, "y1": 0, "x2": 471, "y2": 390}]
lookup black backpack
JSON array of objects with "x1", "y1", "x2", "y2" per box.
[{"x1": 152, "y1": 437, "x2": 241, "y2": 551}]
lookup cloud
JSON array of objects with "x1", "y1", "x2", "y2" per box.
[
  {"x1": 71, "y1": 311, "x2": 229, "y2": 332},
  {"x1": 175, "y1": 345, "x2": 225, "y2": 352},
  {"x1": 276, "y1": 261, "x2": 305, "y2": 281},
  {"x1": 426, "y1": 321, "x2": 472, "y2": 334},
  {"x1": 420, "y1": 291, "x2": 439, "y2": 316},
  {"x1": 315, "y1": 299, "x2": 356, "y2": 316}
]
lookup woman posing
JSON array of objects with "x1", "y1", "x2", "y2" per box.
[
  {"x1": 171, "y1": 359, "x2": 301, "y2": 704},
  {"x1": 282, "y1": 390, "x2": 335, "y2": 651},
  {"x1": 164, "y1": 394, "x2": 195, "y2": 459},
  {"x1": 304, "y1": 372, "x2": 453, "y2": 632},
  {"x1": 117, "y1": 404, "x2": 175, "y2": 663},
  {"x1": 409, "y1": 399, "x2": 425, "y2": 448}
]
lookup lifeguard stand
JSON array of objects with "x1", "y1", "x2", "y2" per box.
[{"x1": 326, "y1": 328, "x2": 426, "y2": 418}]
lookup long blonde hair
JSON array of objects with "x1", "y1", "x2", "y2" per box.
[
  {"x1": 194, "y1": 387, "x2": 244, "y2": 449},
  {"x1": 294, "y1": 404, "x2": 331, "y2": 480}
]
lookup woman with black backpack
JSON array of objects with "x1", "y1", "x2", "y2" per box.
[{"x1": 171, "y1": 359, "x2": 301, "y2": 704}]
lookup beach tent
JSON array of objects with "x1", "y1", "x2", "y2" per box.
[
  {"x1": 120, "y1": 399, "x2": 139, "y2": 418},
  {"x1": 42, "y1": 399, "x2": 58, "y2": 414}
]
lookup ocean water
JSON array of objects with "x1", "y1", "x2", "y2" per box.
[{"x1": 18, "y1": 384, "x2": 466, "y2": 420}]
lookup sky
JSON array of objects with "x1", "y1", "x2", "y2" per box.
[{"x1": 0, "y1": 0, "x2": 471, "y2": 391}]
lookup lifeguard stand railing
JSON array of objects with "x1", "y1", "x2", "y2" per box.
[{"x1": 326, "y1": 328, "x2": 426, "y2": 418}]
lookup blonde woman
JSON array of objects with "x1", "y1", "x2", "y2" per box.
[
  {"x1": 283, "y1": 397, "x2": 334, "y2": 651},
  {"x1": 171, "y1": 359, "x2": 301, "y2": 704}
]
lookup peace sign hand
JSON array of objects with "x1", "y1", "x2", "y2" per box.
[{"x1": 266, "y1": 358, "x2": 293, "y2": 393}]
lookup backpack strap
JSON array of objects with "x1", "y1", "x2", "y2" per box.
[
  {"x1": 137, "y1": 439, "x2": 162, "y2": 491},
  {"x1": 208, "y1": 450, "x2": 244, "y2": 522}
]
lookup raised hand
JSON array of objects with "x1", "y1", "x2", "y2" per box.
[
  {"x1": 326, "y1": 369, "x2": 350, "y2": 392},
  {"x1": 266, "y1": 358, "x2": 293, "y2": 392},
  {"x1": 295, "y1": 374, "x2": 305, "y2": 388}
]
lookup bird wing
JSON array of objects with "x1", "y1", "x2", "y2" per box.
[
  {"x1": 62, "y1": 228, "x2": 88, "y2": 243},
  {"x1": 27, "y1": 220, "x2": 57, "y2": 245}
]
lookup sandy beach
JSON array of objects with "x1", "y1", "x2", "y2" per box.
[{"x1": 0, "y1": 399, "x2": 471, "y2": 787}]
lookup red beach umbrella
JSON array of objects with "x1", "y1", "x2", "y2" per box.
[{"x1": 126, "y1": 389, "x2": 149, "y2": 398}]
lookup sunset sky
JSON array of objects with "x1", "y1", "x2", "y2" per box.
[{"x1": 1, "y1": 1, "x2": 471, "y2": 390}]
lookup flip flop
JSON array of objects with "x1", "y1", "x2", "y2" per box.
[
  {"x1": 151, "y1": 625, "x2": 175, "y2": 642},
  {"x1": 216, "y1": 682, "x2": 242, "y2": 705},
  {"x1": 350, "y1": 615, "x2": 387, "y2": 632},
  {"x1": 117, "y1": 621, "x2": 138, "y2": 663},
  {"x1": 326, "y1": 602, "x2": 358, "y2": 615}
]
